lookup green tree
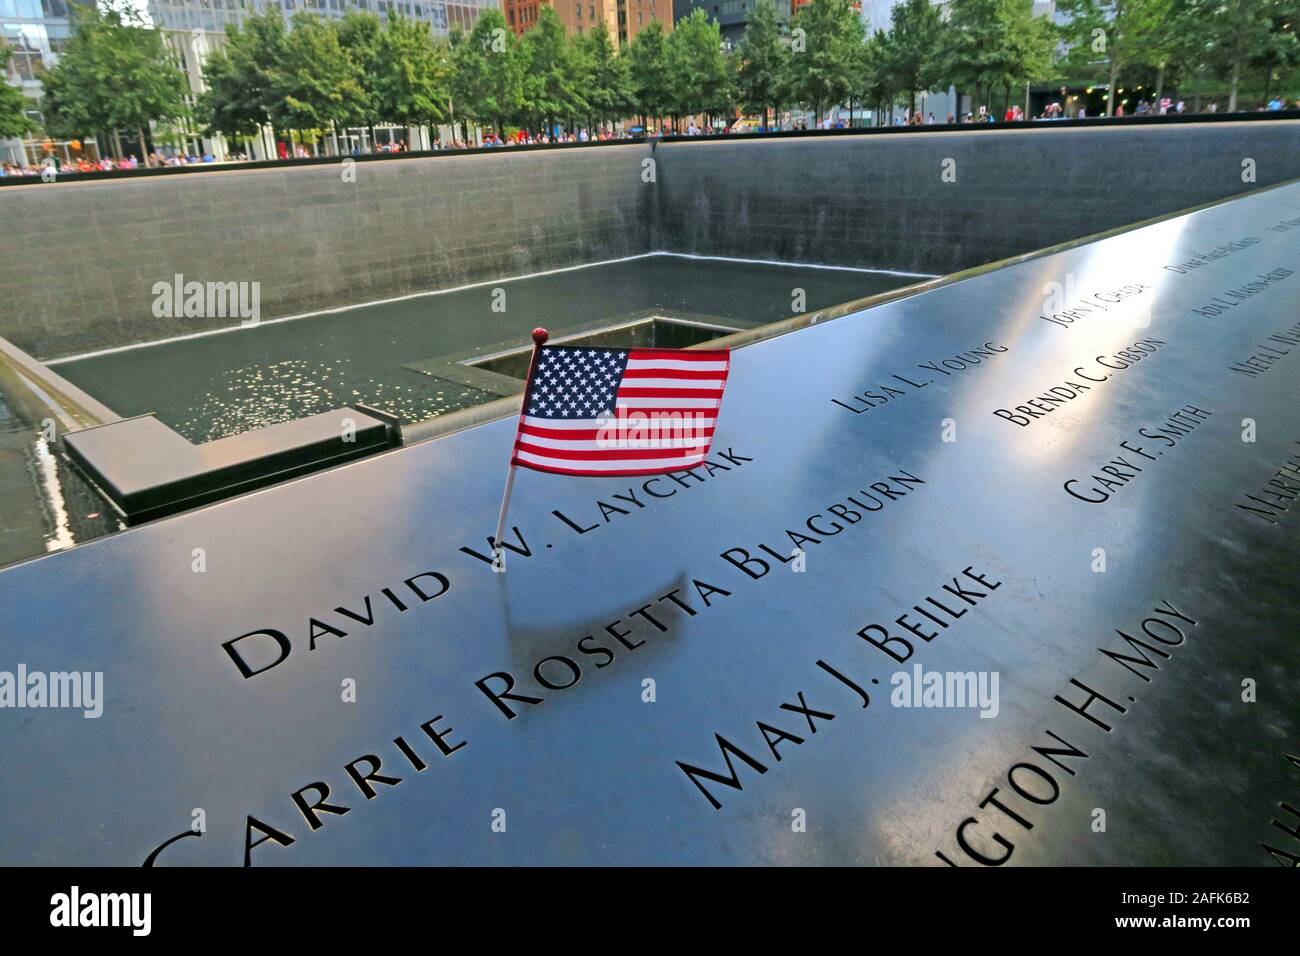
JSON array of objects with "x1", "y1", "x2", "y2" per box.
[
  {"x1": 575, "y1": 19, "x2": 632, "y2": 131},
  {"x1": 40, "y1": 4, "x2": 188, "y2": 157},
  {"x1": 937, "y1": 0, "x2": 1053, "y2": 113},
  {"x1": 628, "y1": 20, "x2": 672, "y2": 129},
  {"x1": 374, "y1": 15, "x2": 451, "y2": 131},
  {"x1": 858, "y1": 28, "x2": 897, "y2": 124},
  {"x1": 883, "y1": 0, "x2": 946, "y2": 113},
  {"x1": 198, "y1": 11, "x2": 287, "y2": 145},
  {"x1": 666, "y1": 8, "x2": 733, "y2": 125},
  {"x1": 337, "y1": 10, "x2": 383, "y2": 131},
  {"x1": 270, "y1": 13, "x2": 369, "y2": 150},
  {"x1": 1248, "y1": 0, "x2": 1300, "y2": 107},
  {"x1": 0, "y1": 47, "x2": 33, "y2": 139},
  {"x1": 450, "y1": 10, "x2": 526, "y2": 137},
  {"x1": 519, "y1": 5, "x2": 587, "y2": 135},
  {"x1": 1158, "y1": 0, "x2": 1217, "y2": 109},
  {"x1": 783, "y1": 0, "x2": 864, "y2": 124},
  {"x1": 1199, "y1": 0, "x2": 1299, "y2": 110},
  {"x1": 1058, "y1": 0, "x2": 1172, "y2": 115},
  {"x1": 737, "y1": 0, "x2": 786, "y2": 128},
  {"x1": 1002, "y1": 0, "x2": 1057, "y2": 108}
]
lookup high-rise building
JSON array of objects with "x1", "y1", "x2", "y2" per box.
[
  {"x1": 503, "y1": 0, "x2": 668, "y2": 47},
  {"x1": 503, "y1": 0, "x2": 543, "y2": 33},
  {"x1": 670, "y1": 0, "x2": 788, "y2": 47},
  {"x1": 149, "y1": 0, "x2": 496, "y2": 45},
  {"x1": 612, "y1": 0, "x2": 670, "y2": 44},
  {"x1": 1, "y1": 0, "x2": 74, "y2": 131}
]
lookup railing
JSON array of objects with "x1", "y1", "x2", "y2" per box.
[{"x1": 2, "y1": 110, "x2": 1296, "y2": 189}]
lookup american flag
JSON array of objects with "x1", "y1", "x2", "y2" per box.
[{"x1": 509, "y1": 345, "x2": 731, "y2": 476}]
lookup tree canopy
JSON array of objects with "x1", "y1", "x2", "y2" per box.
[
  {"x1": 40, "y1": 4, "x2": 188, "y2": 153},
  {"x1": 783, "y1": 0, "x2": 864, "y2": 121},
  {"x1": 576, "y1": 20, "x2": 634, "y2": 128},
  {"x1": 28, "y1": 0, "x2": 1293, "y2": 156},
  {"x1": 628, "y1": 20, "x2": 673, "y2": 125},
  {"x1": 0, "y1": 47, "x2": 33, "y2": 140},
  {"x1": 373, "y1": 15, "x2": 451, "y2": 128},
  {"x1": 736, "y1": 0, "x2": 786, "y2": 126},
  {"x1": 450, "y1": 9, "x2": 527, "y2": 135},
  {"x1": 198, "y1": 12, "x2": 285, "y2": 140},
  {"x1": 270, "y1": 11, "x2": 369, "y2": 132},
  {"x1": 881, "y1": 0, "x2": 946, "y2": 107},
  {"x1": 666, "y1": 8, "x2": 733, "y2": 121},
  {"x1": 520, "y1": 5, "x2": 588, "y2": 132}
]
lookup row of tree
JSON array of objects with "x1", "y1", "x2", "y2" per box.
[
  {"x1": 194, "y1": 0, "x2": 1050, "y2": 139},
  {"x1": 734, "y1": 0, "x2": 1297, "y2": 125},
  {"x1": 198, "y1": 5, "x2": 740, "y2": 144},
  {"x1": 1055, "y1": 0, "x2": 1299, "y2": 115},
  {"x1": 4, "y1": 0, "x2": 1296, "y2": 157}
]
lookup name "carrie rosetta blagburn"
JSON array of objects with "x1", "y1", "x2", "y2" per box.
[{"x1": 719, "y1": 469, "x2": 926, "y2": 578}]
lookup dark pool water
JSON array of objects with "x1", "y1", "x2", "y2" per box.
[{"x1": 54, "y1": 255, "x2": 918, "y2": 443}]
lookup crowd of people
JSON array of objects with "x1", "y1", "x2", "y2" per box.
[
  {"x1": 0, "y1": 150, "x2": 224, "y2": 177},
  {"x1": 358, "y1": 126, "x2": 641, "y2": 151}
]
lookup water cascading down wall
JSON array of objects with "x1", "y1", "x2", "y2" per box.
[{"x1": 0, "y1": 118, "x2": 1297, "y2": 359}]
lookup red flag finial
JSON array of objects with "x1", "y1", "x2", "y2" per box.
[{"x1": 532, "y1": 328, "x2": 549, "y2": 346}]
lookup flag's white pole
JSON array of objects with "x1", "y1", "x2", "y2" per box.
[{"x1": 492, "y1": 327, "x2": 549, "y2": 563}]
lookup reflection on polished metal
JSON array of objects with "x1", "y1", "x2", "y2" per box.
[
  {"x1": 0, "y1": 335, "x2": 124, "y2": 567},
  {"x1": 63, "y1": 405, "x2": 404, "y2": 525},
  {"x1": 1, "y1": 182, "x2": 1298, "y2": 866}
]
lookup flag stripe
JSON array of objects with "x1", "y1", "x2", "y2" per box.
[
  {"x1": 513, "y1": 450, "x2": 709, "y2": 473},
  {"x1": 520, "y1": 416, "x2": 717, "y2": 432},
  {"x1": 621, "y1": 367, "x2": 727, "y2": 381},
  {"x1": 512, "y1": 442, "x2": 707, "y2": 460},
  {"x1": 623, "y1": 348, "x2": 726, "y2": 361},
  {"x1": 616, "y1": 386, "x2": 725, "y2": 399},
  {"x1": 519, "y1": 428, "x2": 716, "y2": 446},
  {"x1": 625, "y1": 358, "x2": 729, "y2": 372},
  {"x1": 517, "y1": 439, "x2": 717, "y2": 455},
  {"x1": 614, "y1": 378, "x2": 726, "y2": 390},
  {"x1": 615, "y1": 397, "x2": 721, "y2": 409}
]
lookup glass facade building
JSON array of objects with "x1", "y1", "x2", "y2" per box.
[
  {"x1": 1, "y1": 0, "x2": 72, "y2": 99},
  {"x1": 2, "y1": 0, "x2": 498, "y2": 152},
  {"x1": 1, "y1": 0, "x2": 73, "y2": 158},
  {"x1": 148, "y1": 0, "x2": 498, "y2": 41},
  {"x1": 669, "y1": 0, "x2": 786, "y2": 45}
]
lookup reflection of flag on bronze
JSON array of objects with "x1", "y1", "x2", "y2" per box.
[{"x1": 509, "y1": 345, "x2": 731, "y2": 477}]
